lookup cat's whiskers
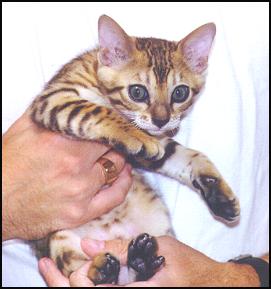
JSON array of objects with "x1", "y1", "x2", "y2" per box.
[{"x1": 131, "y1": 120, "x2": 141, "y2": 130}]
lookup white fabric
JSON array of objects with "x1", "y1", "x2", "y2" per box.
[{"x1": 2, "y1": 3, "x2": 269, "y2": 287}]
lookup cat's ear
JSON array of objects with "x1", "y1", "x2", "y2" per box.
[
  {"x1": 98, "y1": 15, "x2": 133, "y2": 67},
  {"x1": 179, "y1": 23, "x2": 216, "y2": 74}
]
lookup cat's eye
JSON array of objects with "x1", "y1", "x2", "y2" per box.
[
  {"x1": 128, "y1": 85, "x2": 149, "y2": 102},
  {"x1": 171, "y1": 85, "x2": 190, "y2": 103}
]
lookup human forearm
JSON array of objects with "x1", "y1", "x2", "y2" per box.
[
  {"x1": 223, "y1": 253, "x2": 269, "y2": 287},
  {"x1": 220, "y1": 262, "x2": 260, "y2": 287},
  {"x1": 2, "y1": 192, "x2": 17, "y2": 241}
]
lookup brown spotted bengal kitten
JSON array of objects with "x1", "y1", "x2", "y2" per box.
[{"x1": 31, "y1": 15, "x2": 240, "y2": 285}]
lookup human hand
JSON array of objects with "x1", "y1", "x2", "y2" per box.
[
  {"x1": 2, "y1": 113, "x2": 132, "y2": 241},
  {"x1": 39, "y1": 236, "x2": 260, "y2": 287}
]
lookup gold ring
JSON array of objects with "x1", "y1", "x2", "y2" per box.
[{"x1": 97, "y1": 157, "x2": 118, "y2": 185}]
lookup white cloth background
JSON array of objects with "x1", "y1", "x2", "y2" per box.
[{"x1": 2, "y1": 3, "x2": 269, "y2": 287}]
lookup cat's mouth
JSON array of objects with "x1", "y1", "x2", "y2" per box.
[
  {"x1": 145, "y1": 127, "x2": 179, "y2": 137},
  {"x1": 123, "y1": 113, "x2": 180, "y2": 138}
]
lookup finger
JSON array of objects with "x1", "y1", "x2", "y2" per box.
[
  {"x1": 127, "y1": 281, "x2": 157, "y2": 287},
  {"x1": 96, "y1": 285, "x2": 123, "y2": 287},
  {"x1": 90, "y1": 149, "x2": 126, "y2": 184},
  {"x1": 81, "y1": 238, "x2": 131, "y2": 265},
  {"x1": 38, "y1": 257, "x2": 70, "y2": 287},
  {"x1": 88, "y1": 164, "x2": 132, "y2": 217},
  {"x1": 69, "y1": 261, "x2": 94, "y2": 287},
  {"x1": 70, "y1": 150, "x2": 126, "y2": 199},
  {"x1": 96, "y1": 281, "x2": 154, "y2": 287}
]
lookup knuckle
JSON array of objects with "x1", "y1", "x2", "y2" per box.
[
  {"x1": 66, "y1": 205, "x2": 85, "y2": 222},
  {"x1": 69, "y1": 270, "x2": 79, "y2": 283},
  {"x1": 66, "y1": 183, "x2": 85, "y2": 197},
  {"x1": 116, "y1": 188, "x2": 128, "y2": 204},
  {"x1": 73, "y1": 179, "x2": 90, "y2": 195}
]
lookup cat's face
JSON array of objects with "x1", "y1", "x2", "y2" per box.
[{"x1": 97, "y1": 16, "x2": 216, "y2": 137}]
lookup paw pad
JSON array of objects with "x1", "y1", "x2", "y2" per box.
[{"x1": 128, "y1": 233, "x2": 165, "y2": 281}]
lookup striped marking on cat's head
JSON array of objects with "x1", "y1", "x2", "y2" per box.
[{"x1": 97, "y1": 15, "x2": 215, "y2": 136}]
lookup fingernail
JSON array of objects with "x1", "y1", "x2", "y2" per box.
[
  {"x1": 82, "y1": 238, "x2": 105, "y2": 251},
  {"x1": 39, "y1": 258, "x2": 51, "y2": 274}
]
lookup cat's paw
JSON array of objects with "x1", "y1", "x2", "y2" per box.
[
  {"x1": 88, "y1": 253, "x2": 120, "y2": 285},
  {"x1": 192, "y1": 175, "x2": 240, "y2": 222},
  {"x1": 121, "y1": 130, "x2": 165, "y2": 160},
  {"x1": 128, "y1": 233, "x2": 165, "y2": 281}
]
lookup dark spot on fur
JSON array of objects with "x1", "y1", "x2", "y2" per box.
[
  {"x1": 149, "y1": 195, "x2": 158, "y2": 202},
  {"x1": 56, "y1": 256, "x2": 64, "y2": 271},
  {"x1": 192, "y1": 153, "x2": 200, "y2": 158},
  {"x1": 92, "y1": 107, "x2": 102, "y2": 115},
  {"x1": 103, "y1": 223, "x2": 110, "y2": 229},
  {"x1": 114, "y1": 218, "x2": 121, "y2": 224},
  {"x1": 99, "y1": 137, "x2": 110, "y2": 145},
  {"x1": 62, "y1": 251, "x2": 73, "y2": 265},
  {"x1": 113, "y1": 142, "x2": 127, "y2": 154},
  {"x1": 39, "y1": 100, "x2": 48, "y2": 114}
]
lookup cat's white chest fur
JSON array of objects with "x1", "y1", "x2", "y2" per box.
[{"x1": 78, "y1": 87, "x2": 111, "y2": 107}]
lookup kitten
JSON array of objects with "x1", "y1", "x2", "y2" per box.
[{"x1": 30, "y1": 15, "x2": 240, "y2": 285}]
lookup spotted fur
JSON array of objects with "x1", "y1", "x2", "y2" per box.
[{"x1": 31, "y1": 15, "x2": 240, "y2": 285}]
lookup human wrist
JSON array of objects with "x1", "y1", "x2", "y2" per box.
[
  {"x1": 2, "y1": 192, "x2": 17, "y2": 241},
  {"x1": 219, "y1": 261, "x2": 260, "y2": 287},
  {"x1": 2, "y1": 185, "x2": 26, "y2": 241}
]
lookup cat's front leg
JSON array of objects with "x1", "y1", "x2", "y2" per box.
[
  {"x1": 132, "y1": 139, "x2": 240, "y2": 222},
  {"x1": 30, "y1": 96, "x2": 164, "y2": 160}
]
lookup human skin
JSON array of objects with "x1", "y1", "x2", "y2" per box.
[
  {"x1": 2, "y1": 113, "x2": 132, "y2": 241},
  {"x1": 39, "y1": 236, "x2": 265, "y2": 287}
]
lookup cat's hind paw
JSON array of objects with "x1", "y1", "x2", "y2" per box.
[
  {"x1": 128, "y1": 233, "x2": 165, "y2": 281},
  {"x1": 88, "y1": 253, "x2": 120, "y2": 285}
]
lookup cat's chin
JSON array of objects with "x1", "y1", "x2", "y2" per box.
[
  {"x1": 146, "y1": 127, "x2": 179, "y2": 138},
  {"x1": 147, "y1": 130, "x2": 164, "y2": 136}
]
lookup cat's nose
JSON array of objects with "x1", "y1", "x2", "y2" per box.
[{"x1": 151, "y1": 118, "x2": 169, "y2": 128}]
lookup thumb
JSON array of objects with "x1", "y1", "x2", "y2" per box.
[
  {"x1": 69, "y1": 261, "x2": 94, "y2": 287},
  {"x1": 81, "y1": 238, "x2": 131, "y2": 265},
  {"x1": 38, "y1": 257, "x2": 70, "y2": 287}
]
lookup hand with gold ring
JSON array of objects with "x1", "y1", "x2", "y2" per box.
[{"x1": 3, "y1": 112, "x2": 133, "y2": 241}]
